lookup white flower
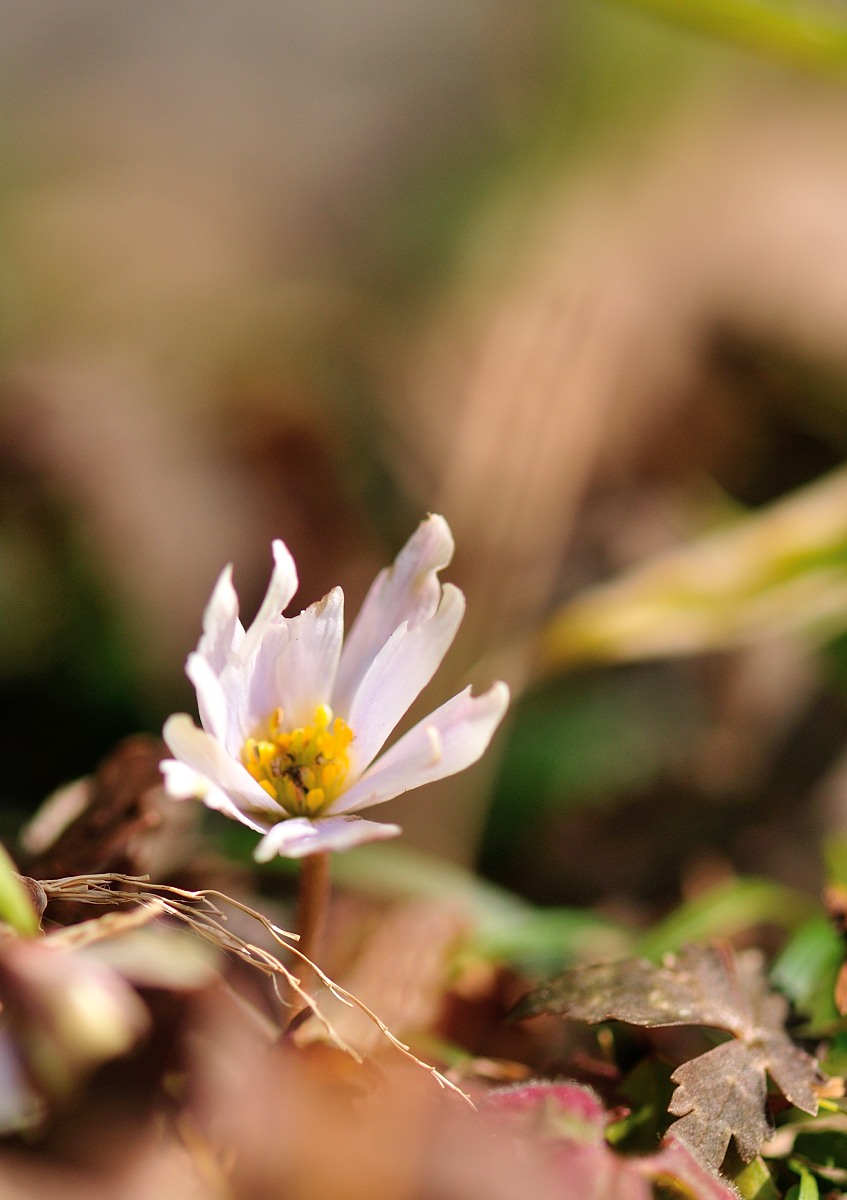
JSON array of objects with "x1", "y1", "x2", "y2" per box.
[{"x1": 161, "y1": 515, "x2": 510, "y2": 860}]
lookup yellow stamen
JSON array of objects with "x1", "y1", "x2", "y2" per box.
[{"x1": 242, "y1": 705, "x2": 354, "y2": 818}]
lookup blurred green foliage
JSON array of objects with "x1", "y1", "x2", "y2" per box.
[
  {"x1": 770, "y1": 915, "x2": 843, "y2": 1033},
  {"x1": 604, "y1": 0, "x2": 847, "y2": 72}
]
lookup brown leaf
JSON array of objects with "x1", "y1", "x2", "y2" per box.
[
  {"x1": 667, "y1": 1040, "x2": 770, "y2": 1167},
  {"x1": 23, "y1": 736, "x2": 165, "y2": 882},
  {"x1": 512, "y1": 943, "x2": 824, "y2": 1170},
  {"x1": 17, "y1": 877, "x2": 47, "y2": 923}
]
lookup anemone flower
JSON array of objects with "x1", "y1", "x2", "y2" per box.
[{"x1": 162, "y1": 516, "x2": 509, "y2": 861}]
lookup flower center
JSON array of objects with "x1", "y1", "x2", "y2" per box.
[{"x1": 242, "y1": 704, "x2": 353, "y2": 818}]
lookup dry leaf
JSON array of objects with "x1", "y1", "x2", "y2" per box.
[
  {"x1": 512, "y1": 944, "x2": 824, "y2": 1170},
  {"x1": 23, "y1": 737, "x2": 165, "y2": 881}
]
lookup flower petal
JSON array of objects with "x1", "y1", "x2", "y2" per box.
[
  {"x1": 160, "y1": 758, "x2": 270, "y2": 834},
  {"x1": 333, "y1": 514, "x2": 454, "y2": 715},
  {"x1": 344, "y1": 583, "x2": 465, "y2": 775},
  {"x1": 254, "y1": 815, "x2": 402, "y2": 861},
  {"x1": 162, "y1": 713, "x2": 282, "y2": 821},
  {"x1": 271, "y1": 586, "x2": 344, "y2": 729},
  {"x1": 197, "y1": 563, "x2": 244, "y2": 674},
  {"x1": 186, "y1": 651, "x2": 229, "y2": 743},
  {"x1": 240, "y1": 539, "x2": 299, "y2": 664},
  {"x1": 329, "y1": 681, "x2": 510, "y2": 814},
  {"x1": 239, "y1": 587, "x2": 344, "y2": 736}
]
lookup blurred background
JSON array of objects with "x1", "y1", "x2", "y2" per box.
[{"x1": 6, "y1": 0, "x2": 847, "y2": 918}]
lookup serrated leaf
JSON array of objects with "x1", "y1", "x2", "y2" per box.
[
  {"x1": 513, "y1": 944, "x2": 824, "y2": 1170},
  {"x1": 668, "y1": 1039, "x2": 772, "y2": 1166}
]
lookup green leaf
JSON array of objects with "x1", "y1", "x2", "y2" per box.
[
  {"x1": 786, "y1": 1160, "x2": 820, "y2": 1200},
  {"x1": 770, "y1": 915, "x2": 843, "y2": 1034},
  {"x1": 219, "y1": 831, "x2": 633, "y2": 973},
  {"x1": 481, "y1": 667, "x2": 701, "y2": 879},
  {"x1": 332, "y1": 843, "x2": 533, "y2": 928},
  {"x1": 513, "y1": 945, "x2": 823, "y2": 1169},
  {"x1": 0, "y1": 844, "x2": 39, "y2": 937},
  {"x1": 492, "y1": 670, "x2": 699, "y2": 809},
  {"x1": 732, "y1": 1155, "x2": 781, "y2": 1200},
  {"x1": 820, "y1": 1029, "x2": 847, "y2": 1076},
  {"x1": 611, "y1": 1058, "x2": 676, "y2": 1151}
]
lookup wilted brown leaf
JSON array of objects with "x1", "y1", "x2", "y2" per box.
[
  {"x1": 23, "y1": 737, "x2": 165, "y2": 882},
  {"x1": 512, "y1": 944, "x2": 824, "y2": 1170}
]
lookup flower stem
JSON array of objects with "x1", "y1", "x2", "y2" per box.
[{"x1": 295, "y1": 851, "x2": 331, "y2": 992}]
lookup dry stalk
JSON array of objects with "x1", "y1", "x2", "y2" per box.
[{"x1": 38, "y1": 873, "x2": 472, "y2": 1106}]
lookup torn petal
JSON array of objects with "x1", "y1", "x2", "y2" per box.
[
  {"x1": 240, "y1": 539, "x2": 299, "y2": 664},
  {"x1": 197, "y1": 563, "x2": 244, "y2": 674},
  {"x1": 272, "y1": 587, "x2": 344, "y2": 730},
  {"x1": 333, "y1": 514, "x2": 454, "y2": 713}
]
